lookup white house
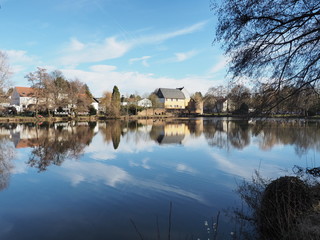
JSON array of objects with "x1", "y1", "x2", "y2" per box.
[
  {"x1": 137, "y1": 98, "x2": 152, "y2": 108},
  {"x1": 10, "y1": 87, "x2": 37, "y2": 111}
]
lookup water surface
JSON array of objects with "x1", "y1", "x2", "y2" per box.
[{"x1": 0, "y1": 118, "x2": 319, "y2": 239}]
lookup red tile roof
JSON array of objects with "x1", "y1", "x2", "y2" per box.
[{"x1": 15, "y1": 87, "x2": 35, "y2": 97}]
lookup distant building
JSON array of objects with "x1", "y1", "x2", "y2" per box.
[
  {"x1": 10, "y1": 87, "x2": 37, "y2": 111},
  {"x1": 137, "y1": 98, "x2": 152, "y2": 108},
  {"x1": 10, "y1": 86, "x2": 99, "y2": 113},
  {"x1": 155, "y1": 87, "x2": 191, "y2": 109}
]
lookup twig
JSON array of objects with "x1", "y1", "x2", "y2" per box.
[
  {"x1": 213, "y1": 211, "x2": 220, "y2": 240},
  {"x1": 156, "y1": 215, "x2": 161, "y2": 240},
  {"x1": 130, "y1": 218, "x2": 144, "y2": 240},
  {"x1": 168, "y1": 201, "x2": 173, "y2": 240}
]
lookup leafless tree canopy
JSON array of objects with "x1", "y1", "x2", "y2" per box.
[
  {"x1": 0, "y1": 51, "x2": 11, "y2": 91},
  {"x1": 214, "y1": 0, "x2": 320, "y2": 110}
]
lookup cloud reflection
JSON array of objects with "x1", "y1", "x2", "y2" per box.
[
  {"x1": 61, "y1": 161, "x2": 131, "y2": 187},
  {"x1": 60, "y1": 160, "x2": 205, "y2": 203}
]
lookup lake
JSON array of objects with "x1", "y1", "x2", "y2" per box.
[{"x1": 0, "y1": 118, "x2": 319, "y2": 239}]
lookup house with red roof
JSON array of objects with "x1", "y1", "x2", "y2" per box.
[{"x1": 10, "y1": 87, "x2": 37, "y2": 111}]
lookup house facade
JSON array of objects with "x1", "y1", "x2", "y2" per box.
[
  {"x1": 10, "y1": 86, "x2": 99, "y2": 114},
  {"x1": 10, "y1": 87, "x2": 37, "y2": 111},
  {"x1": 214, "y1": 99, "x2": 235, "y2": 113},
  {"x1": 137, "y1": 98, "x2": 152, "y2": 108},
  {"x1": 155, "y1": 87, "x2": 191, "y2": 109}
]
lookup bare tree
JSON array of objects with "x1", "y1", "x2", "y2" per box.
[
  {"x1": 68, "y1": 78, "x2": 88, "y2": 116},
  {"x1": 25, "y1": 67, "x2": 51, "y2": 117},
  {"x1": 228, "y1": 84, "x2": 251, "y2": 110},
  {"x1": 49, "y1": 70, "x2": 69, "y2": 111},
  {"x1": 100, "y1": 91, "x2": 113, "y2": 116},
  {"x1": 204, "y1": 85, "x2": 228, "y2": 113},
  {"x1": 213, "y1": 0, "x2": 320, "y2": 113},
  {"x1": 0, "y1": 51, "x2": 12, "y2": 102}
]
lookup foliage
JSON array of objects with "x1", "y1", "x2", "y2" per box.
[
  {"x1": 213, "y1": 0, "x2": 320, "y2": 112},
  {"x1": 233, "y1": 171, "x2": 320, "y2": 239},
  {"x1": 88, "y1": 105, "x2": 97, "y2": 115},
  {"x1": 149, "y1": 93, "x2": 163, "y2": 108},
  {"x1": 111, "y1": 85, "x2": 121, "y2": 117},
  {"x1": 25, "y1": 67, "x2": 51, "y2": 116}
]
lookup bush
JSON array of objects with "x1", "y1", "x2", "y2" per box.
[{"x1": 259, "y1": 176, "x2": 312, "y2": 239}]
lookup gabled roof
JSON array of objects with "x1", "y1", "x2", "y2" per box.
[
  {"x1": 157, "y1": 88, "x2": 186, "y2": 99},
  {"x1": 15, "y1": 87, "x2": 35, "y2": 97}
]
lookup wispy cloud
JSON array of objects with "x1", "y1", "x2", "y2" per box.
[
  {"x1": 210, "y1": 56, "x2": 229, "y2": 74},
  {"x1": 5, "y1": 50, "x2": 34, "y2": 63},
  {"x1": 129, "y1": 56, "x2": 151, "y2": 67},
  {"x1": 59, "y1": 21, "x2": 208, "y2": 66},
  {"x1": 131, "y1": 21, "x2": 208, "y2": 45},
  {"x1": 4, "y1": 50, "x2": 39, "y2": 74},
  {"x1": 90, "y1": 65, "x2": 117, "y2": 72},
  {"x1": 60, "y1": 37, "x2": 131, "y2": 66},
  {"x1": 61, "y1": 66, "x2": 219, "y2": 96},
  {"x1": 174, "y1": 50, "x2": 198, "y2": 62}
]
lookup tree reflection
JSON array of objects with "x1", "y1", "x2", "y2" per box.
[
  {"x1": 251, "y1": 120, "x2": 320, "y2": 155},
  {"x1": 27, "y1": 123, "x2": 96, "y2": 172},
  {"x1": 99, "y1": 120, "x2": 123, "y2": 149},
  {"x1": 202, "y1": 119, "x2": 320, "y2": 153},
  {"x1": 0, "y1": 138, "x2": 15, "y2": 190},
  {"x1": 203, "y1": 120, "x2": 250, "y2": 150},
  {"x1": 3, "y1": 118, "x2": 320, "y2": 174},
  {"x1": 228, "y1": 121, "x2": 250, "y2": 149}
]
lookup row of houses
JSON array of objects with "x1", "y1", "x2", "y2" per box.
[{"x1": 6, "y1": 86, "x2": 203, "y2": 114}]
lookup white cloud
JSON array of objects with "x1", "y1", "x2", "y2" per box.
[
  {"x1": 129, "y1": 56, "x2": 151, "y2": 67},
  {"x1": 132, "y1": 21, "x2": 208, "y2": 45},
  {"x1": 4, "y1": 50, "x2": 39, "y2": 76},
  {"x1": 174, "y1": 50, "x2": 198, "y2": 62},
  {"x1": 61, "y1": 67, "x2": 218, "y2": 96},
  {"x1": 90, "y1": 65, "x2": 117, "y2": 72},
  {"x1": 70, "y1": 38, "x2": 85, "y2": 51},
  {"x1": 60, "y1": 37, "x2": 131, "y2": 65},
  {"x1": 59, "y1": 21, "x2": 208, "y2": 66},
  {"x1": 210, "y1": 56, "x2": 229, "y2": 74},
  {"x1": 5, "y1": 50, "x2": 34, "y2": 64}
]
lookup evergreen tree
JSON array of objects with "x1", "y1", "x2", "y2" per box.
[{"x1": 111, "y1": 86, "x2": 121, "y2": 117}]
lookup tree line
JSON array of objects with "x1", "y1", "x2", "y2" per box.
[
  {"x1": 203, "y1": 83, "x2": 320, "y2": 116},
  {"x1": 24, "y1": 67, "x2": 95, "y2": 117}
]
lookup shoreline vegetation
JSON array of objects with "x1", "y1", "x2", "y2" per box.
[{"x1": 0, "y1": 113, "x2": 320, "y2": 123}]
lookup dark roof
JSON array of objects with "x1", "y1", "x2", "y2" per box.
[
  {"x1": 157, "y1": 134, "x2": 185, "y2": 144},
  {"x1": 157, "y1": 88, "x2": 185, "y2": 99}
]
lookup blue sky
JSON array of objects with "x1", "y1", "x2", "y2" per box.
[{"x1": 0, "y1": 0, "x2": 228, "y2": 97}]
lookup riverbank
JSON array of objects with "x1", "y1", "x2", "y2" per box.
[{"x1": 0, "y1": 113, "x2": 319, "y2": 123}]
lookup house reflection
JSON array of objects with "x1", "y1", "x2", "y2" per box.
[
  {"x1": 2, "y1": 122, "x2": 96, "y2": 172},
  {"x1": 149, "y1": 120, "x2": 202, "y2": 145},
  {"x1": 0, "y1": 118, "x2": 318, "y2": 175}
]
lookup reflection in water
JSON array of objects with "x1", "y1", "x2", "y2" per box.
[
  {"x1": 0, "y1": 119, "x2": 319, "y2": 168},
  {"x1": 251, "y1": 120, "x2": 320, "y2": 155},
  {"x1": 150, "y1": 122, "x2": 189, "y2": 144},
  {"x1": 0, "y1": 119, "x2": 318, "y2": 171},
  {"x1": 28, "y1": 122, "x2": 96, "y2": 171},
  {"x1": 0, "y1": 122, "x2": 96, "y2": 172},
  {"x1": 0, "y1": 139, "x2": 15, "y2": 191},
  {"x1": 0, "y1": 119, "x2": 319, "y2": 238}
]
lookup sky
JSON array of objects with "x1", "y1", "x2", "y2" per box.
[{"x1": 0, "y1": 0, "x2": 228, "y2": 97}]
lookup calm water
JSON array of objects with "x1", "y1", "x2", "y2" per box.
[{"x1": 0, "y1": 118, "x2": 319, "y2": 239}]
